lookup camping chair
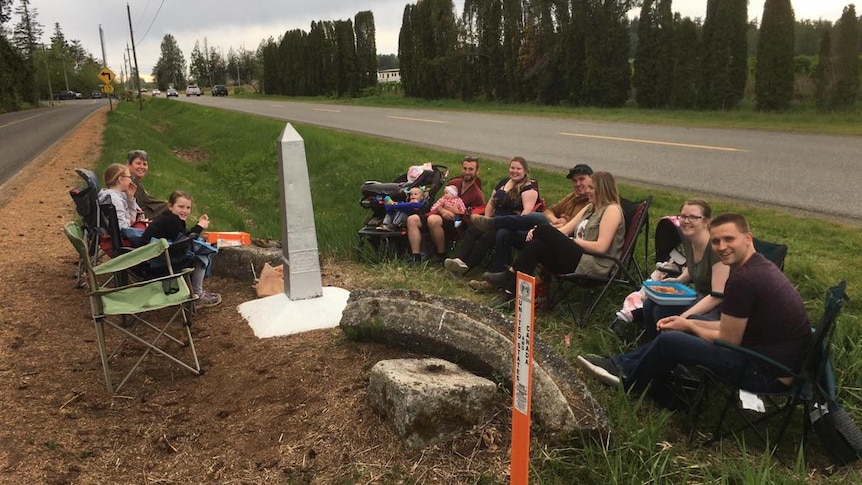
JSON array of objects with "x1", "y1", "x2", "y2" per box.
[
  {"x1": 686, "y1": 280, "x2": 849, "y2": 458},
  {"x1": 68, "y1": 168, "x2": 103, "y2": 287},
  {"x1": 753, "y1": 238, "x2": 788, "y2": 271},
  {"x1": 546, "y1": 197, "x2": 652, "y2": 325},
  {"x1": 64, "y1": 222, "x2": 203, "y2": 394}
]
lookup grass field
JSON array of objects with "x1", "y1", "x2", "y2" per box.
[{"x1": 99, "y1": 98, "x2": 862, "y2": 483}]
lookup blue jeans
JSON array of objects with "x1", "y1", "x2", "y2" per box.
[
  {"x1": 491, "y1": 212, "x2": 549, "y2": 231},
  {"x1": 612, "y1": 331, "x2": 788, "y2": 397},
  {"x1": 641, "y1": 297, "x2": 722, "y2": 341}
]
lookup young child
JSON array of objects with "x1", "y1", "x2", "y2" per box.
[
  {"x1": 377, "y1": 187, "x2": 425, "y2": 231},
  {"x1": 428, "y1": 185, "x2": 467, "y2": 227},
  {"x1": 140, "y1": 190, "x2": 222, "y2": 308},
  {"x1": 98, "y1": 163, "x2": 145, "y2": 244}
]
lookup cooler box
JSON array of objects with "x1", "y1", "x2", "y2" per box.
[
  {"x1": 643, "y1": 281, "x2": 697, "y2": 305},
  {"x1": 205, "y1": 231, "x2": 251, "y2": 247}
]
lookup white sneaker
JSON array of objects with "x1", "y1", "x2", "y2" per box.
[
  {"x1": 576, "y1": 355, "x2": 621, "y2": 387},
  {"x1": 443, "y1": 258, "x2": 469, "y2": 277}
]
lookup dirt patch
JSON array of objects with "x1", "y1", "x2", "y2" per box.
[
  {"x1": 172, "y1": 147, "x2": 209, "y2": 163},
  {"x1": 0, "y1": 107, "x2": 510, "y2": 484}
]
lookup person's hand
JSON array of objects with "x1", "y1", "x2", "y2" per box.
[
  {"x1": 125, "y1": 181, "x2": 137, "y2": 197},
  {"x1": 197, "y1": 214, "x2": 210, "y2": 229},
  {"x1": 438, "y1": 208, "x2": 454, "y2": 220},
  {"x1": 525, "y1": 227, "x2": 535, "y2": 242},
  {"x1": 657, "y1": 315, "x2": 688, "y2": 333}
]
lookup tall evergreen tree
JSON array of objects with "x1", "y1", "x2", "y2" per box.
[
  {"x1": 830, "y1": 5, "x2": 859, "y2": 108},
  {"x1": 189, "y1": 42, "x2": 207, "y2": 86},
  {"x1": 583, "y1": 0, "x2": 632, "y2": 107},
  {"x1": 501, "y1": 0, "x2": 523, "y2": 101},
  {"x1": 699, "y1": 0, "x2": 748, "y2": 109},
  {"x1": 354, "y1": 11, "x2": 377, "y2": 91},
  {"x1": 399, "y1": 5, "x2": 416, "y2": 95},
  {"x1": 12, "y1": 0, "x2": 41, "y2": 58},
  {"x1": 813, "y1": 28, "x2": 832, "y2": 109},
  {"x1": 755, "y1": 0, "x2": 795, "y2": 110},
  {"x1": 334, "y1": 20, "x2": 358, "y2": 97},
  {"x1": 668, "y1": 15, "x2": 699, "y2": 109},
  {"x1": 152, "y1": 34, "x2": 187, "y2": 90},
  {"x1": 634, "y1": 0, "x2": 673, "y2": 107}
]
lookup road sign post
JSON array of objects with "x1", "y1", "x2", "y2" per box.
[
  {"x1": 510, "y1": 272, "x2": 535, "y2": 485},
  {"x1": 98, "y1": 67, "x2": 116, "y2": 111}
]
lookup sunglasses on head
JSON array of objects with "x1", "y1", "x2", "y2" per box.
[{"x1": 463, "y1": 156, "x2": 478, "y2": 162}]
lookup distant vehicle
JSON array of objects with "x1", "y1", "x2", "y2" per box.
[
  {"x1": 75, "y1": 92, "x2": 83, "y2": 99},
  {"x1": 140, "y1": 88, "x2": 148, "y2": 93},
  {"x1": 54, "y1": 90, "x2": 76, "y2": 100},
  {"x1": 212, "y1": 84, "x2": 228, "y2": 96},
  {"x1": 186, "y1": 84, "x2": 201, "y2": 96},
  {"x1": 91, "y1": 91, "x2": 102, "y2": 99},
  {"x1": 166, "y1": 88, "x2": 178, "y2": 97},
  {"x1": 152, "y1": 89, "x2": 161, "y2": 96}
]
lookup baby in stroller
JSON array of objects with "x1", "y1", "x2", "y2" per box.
[{"x1": 377, "y1": 187, "x2": 426, "y2": 231}]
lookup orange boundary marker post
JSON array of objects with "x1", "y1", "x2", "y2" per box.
[{"x1": 510, "y1": 271, "x2": 536, "y2": 485}]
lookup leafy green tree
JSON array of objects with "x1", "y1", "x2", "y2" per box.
[
  {"x1": 501, "y1": 0, "x2": 523, "y2": 101},
  {"x1": 755, "y1": 0, "x2": 795, "y2": 110},
  {"x1": 354, "y1": 11, "x2": 378, "y2": 90},
  {"x1": 377, "y1": 53, "x2": 398, "y2": 70},
  {"x1": 152, "y1": 34, "x2": 187, "y2": 90},
  {"x1": 813, "y1": 28, "x2": 832, "y2": 109},
  {"x1": 463, "y1": 0, "x2": 505, "y2": 101}
]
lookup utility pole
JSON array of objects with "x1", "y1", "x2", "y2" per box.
[
  {"x1": 127, "y1": 3, "x2": 143, "y2": 110},
  {"x1": 41, "y1": 44, "x2": 54, "y2": 106},
  {"x1": 125, "y1": 44, "x2": 132, "y2": 90},
  {"x1": 99, "y1": 24, "x2": 113, "y2": 111}
]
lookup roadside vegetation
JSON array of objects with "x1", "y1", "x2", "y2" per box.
[{"x1": 99, "y1": 99, "x2": 861, "y2": 482}]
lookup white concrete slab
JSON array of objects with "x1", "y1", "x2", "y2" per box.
[{"x1": 238, "y1": 287, "x2": 350, "y2": 338}]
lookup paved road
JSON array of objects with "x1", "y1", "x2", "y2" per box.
[
  {"x1": 181, "y1": 96, "x2": 862, "y2": 221},
  {"x1": 0, "y1": 100, "x2": 106, "y2": 186}
]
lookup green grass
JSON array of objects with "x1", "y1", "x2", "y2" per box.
[
  {"x1": 237, "y1": 91, "x2": 862, "y2": 136},
  {"x1": 99, "y1": 99, "x2": 862, "y2": 483}
]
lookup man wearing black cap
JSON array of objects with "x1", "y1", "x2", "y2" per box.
[{"x1": 545, "y1": 163, "x2": 593, "y2": 227}]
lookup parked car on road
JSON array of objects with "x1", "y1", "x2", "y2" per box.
[
  {"x1": 54, "y1": 90, "x2": 76, "y2": 100},
  {"x1": 166, "y1": 88, "x2": 178, "y2": 97},
  {"x1": 91, "y1": 91, "x2": 102, "y2": 99},
  {"x1": 186, "y1": 84, "x2": 201, "y2": 96},
  {"x1": 152, "y1": 89, "x2": 161, "y2": 96},
  {"x1": 212, "y1": 84, "x2": 228, "y2": 96},
  {"x1": 75, "y1": 92, "x2": 83, "y2": 99}
]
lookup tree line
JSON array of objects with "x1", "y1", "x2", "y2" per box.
[{"x1": 398, "y1": 0, "x2": 860, "y2": 111}]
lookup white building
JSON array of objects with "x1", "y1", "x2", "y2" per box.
[{"x1": 377, "y1": 69, "x2": 401, "y2": 84}]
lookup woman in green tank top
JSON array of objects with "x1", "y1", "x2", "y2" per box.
[{"x1": 640, "y1": 199, "x2": 730, "y2": 340}]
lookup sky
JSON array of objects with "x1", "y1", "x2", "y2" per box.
[{"x1": 9, "y1": 0, "x2": 854, "y2": 82}]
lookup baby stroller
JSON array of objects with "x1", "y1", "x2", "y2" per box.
[
  {"x1": 654, "y1": 215, "x2": 685, "y2": 277},
  {"x1": 356, "y1": 164, "x2": 448, "y2": 259}
]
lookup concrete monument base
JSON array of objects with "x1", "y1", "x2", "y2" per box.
[{"x1": 237, "y1": 287, "x2": 350, "y2": 338}]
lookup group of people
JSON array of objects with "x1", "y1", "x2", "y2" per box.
[
  {"x1": 400, "y1": 155, "x2": 810, "y2": 414},
  {"x1": 96, "y1": 150, "x2": 222, "y2": 308}
]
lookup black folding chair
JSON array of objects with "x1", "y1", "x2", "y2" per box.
[{"x1": 687, "y1": 281, "x2": 849, "y2": 459}]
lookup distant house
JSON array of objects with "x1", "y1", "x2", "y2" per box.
[{"x1": 377, "y1": 69, "x2": 401, "y2": 84}]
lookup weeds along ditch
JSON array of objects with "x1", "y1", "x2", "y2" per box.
[{"x1": 98, "y1": 99, "x2": 862, "y2": 482}]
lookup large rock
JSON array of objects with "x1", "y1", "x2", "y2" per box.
[
  {"x1": 339, "y1": 289, "x2": 608, "y2": 443},
  {"x1": 368, "y1": 358, "x2": 497, "y2": 449},
  {"x1": 211, "y1": 246, "x2": 282, "y2": 281}
]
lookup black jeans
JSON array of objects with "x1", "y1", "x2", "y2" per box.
[
  {"x1": 457, "y1": 226, "x2": 497, "y2": 268},
  {"x1": 512, "y1": 224, "x2": 584, "y2": 275}
]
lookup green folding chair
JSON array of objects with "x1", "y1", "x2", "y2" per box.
[{"x1": 64, "y1": 222, "x2": 203, "y2": 393}]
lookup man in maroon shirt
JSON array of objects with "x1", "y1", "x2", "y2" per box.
[{"x1": 406, "y1": 156, "x2": 485, "y2": 264}]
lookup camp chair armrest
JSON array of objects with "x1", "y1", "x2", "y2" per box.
[
  {"x1": 712, "y1": 339, "x2": 796, "y2": 379},
  {"x1": 93, "y1": 239, "x2": 171, "y2": 275},
  {"x1": 89, "y1": 267, "x2": 194, "y2": 297}
]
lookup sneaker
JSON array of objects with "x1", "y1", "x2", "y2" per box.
[
  {"x1": 576, "y1": 355, "x2": 621, "y2": 387},
  {"x1": 443, "y1": 258, "x2": 469, "y2": 277},
  {"x1": 468, "y1": 279, "x2": 494, "y2": 292},
  {"x1": 470, "y1": 214, "x2": 495, "y2": 232},
  {"x1": 196, "y1": 290, "x2": 222, "y2": 308}
]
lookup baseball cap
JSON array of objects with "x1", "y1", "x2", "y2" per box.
[{"x1": 566, "y1": 164, "x2": 593, "y2": 179}]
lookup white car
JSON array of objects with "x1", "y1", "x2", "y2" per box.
[
  {"x1": 186, "y1": 85, "x2": 201, "y2": 96},
  {"x1": 152, "y1": 89, "x2": 161, "y2": 96}
]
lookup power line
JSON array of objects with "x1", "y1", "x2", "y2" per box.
[
  {"x1": 135, "y1": 0, "x2": 152, "y2": 31},
  {"x1": 136, "y1": 0, "x2": 166, "y2": 46}
]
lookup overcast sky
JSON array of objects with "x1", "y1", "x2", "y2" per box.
[{"x1": 11, "y1": 0, "x2": 853, "y2": 82}]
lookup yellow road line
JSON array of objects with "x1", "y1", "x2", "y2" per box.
[
  {"x1": 559, "y1": 132, "x2": 744, "y2": 152},
  {"x1": 313, "y1": 108, "x2": 341, "y2": 113},
  {"x1": 387, "y1": 115, "x2": 446, "y2": 124},
  {"x1": 0, "y1": 114, "x2": 40, "y2": 130}
]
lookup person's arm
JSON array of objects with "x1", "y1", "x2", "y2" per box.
[
  {"x1": 484, "y1": 198, "x2": 496, "y2": 218},
  {"x1": 518, "y1": 189, "x2": 538, "y2": 215},
  {"x1": 680, "y1": 261, "x2": 729, "y2": 318},
  {"x1": 657, "y1": 312, "x2": 746, "y2": 344},
  {"x1": 558, "y1": 205, "x2": 589, "y2": 237},
  {"x1": 574, "y1": 204, "x2": 622, "y2": 254}
]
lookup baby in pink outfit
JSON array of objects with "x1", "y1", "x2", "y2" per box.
[{"x1": 429, "y1": 185, "x2": 466, "y2": 216}]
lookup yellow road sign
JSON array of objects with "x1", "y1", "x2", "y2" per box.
[
  {"x1": 101, "y1": 84, "x2": 115, "y2": 94},
  {"x1": 98, "y1": 67, "x2": 116, "y2": 85}
]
